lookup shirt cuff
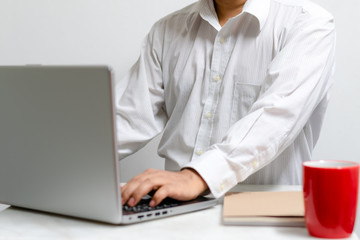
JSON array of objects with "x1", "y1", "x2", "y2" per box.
[{"x1": 183, "y1": 149, "x2": 238, "y2": 199}]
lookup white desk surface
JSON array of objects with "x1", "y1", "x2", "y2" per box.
[{"x1": 0, "y1": 185, "x2": 358, "y2": 240}]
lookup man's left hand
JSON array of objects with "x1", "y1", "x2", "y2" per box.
[{"x1": 121, "y1": 168, "x2": 208, "y2": 207}]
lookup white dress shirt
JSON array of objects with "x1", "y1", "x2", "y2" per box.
[{"x1": 116, "y1": 0, "x2": 336, "y2": 198}]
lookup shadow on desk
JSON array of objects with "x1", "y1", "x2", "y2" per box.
[{"x1": 275, "y1": 227, "x2": 310, "y2": 238}]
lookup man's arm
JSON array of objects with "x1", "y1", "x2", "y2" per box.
[
  {"x1": 117, "y1": 18, "x2": 209, "y2": 206},
  {"x1": 116, "y1": 22, "x2": 167, "y2": 160}
]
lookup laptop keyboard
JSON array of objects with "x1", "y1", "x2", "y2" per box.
[{"x1": 123, "y1": 197, "x2": 180, "y2": 213}]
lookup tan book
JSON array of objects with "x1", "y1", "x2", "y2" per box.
[{"x1": 223, "y1": 191, "x2": 305, "y2": 227}]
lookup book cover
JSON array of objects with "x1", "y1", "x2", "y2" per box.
[{"x1": 223, "y1": 191, "x2": 305, "y2": 227}]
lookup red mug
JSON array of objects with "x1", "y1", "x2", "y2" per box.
[{"x1": 303, "y1": 160, "x2": 359, "y2": 238}]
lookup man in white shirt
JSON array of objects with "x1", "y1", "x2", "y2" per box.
[{"x1": 118, "y1": 0, "x2": 336, "y2": 207}]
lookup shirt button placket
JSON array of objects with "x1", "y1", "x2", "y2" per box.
[
  {"x1": 192, "y1": 31, "x2": 228, "y2": 161},
  {"x1": 219, "y1": 37, "x2": 226, "y2": 44},
  {"x1": 205, "y1": 112, "x2": 212, "y2": 119},
  {"x1": 214, "y1": 75, "x2": 221, "y2": 82}
]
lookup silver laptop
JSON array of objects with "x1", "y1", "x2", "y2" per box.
[{"x1": 0, "y1": 66, "x2": 217, "y2": 224}]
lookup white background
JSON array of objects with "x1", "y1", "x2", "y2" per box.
[{"x1": 0, "y1": 0, "x2": 359, "y2": 235}]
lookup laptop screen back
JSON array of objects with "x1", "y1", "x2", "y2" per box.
[{"x1": 0, "y1": 66, "x2": 122, "y2": 223}]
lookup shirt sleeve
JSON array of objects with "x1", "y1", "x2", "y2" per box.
[
  {"x1": 185, "y1": 13, "x2": 336, "y2": 198},
  {"x1": 115, "y1": 23, "x2": 167, "y2": 160}
]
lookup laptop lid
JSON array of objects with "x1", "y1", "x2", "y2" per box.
[{"x1": 0, "y1": 66, "x2": 123, "y2": 223}]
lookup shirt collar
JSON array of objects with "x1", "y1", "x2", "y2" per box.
[
  {"x1": 242, "y1": 0, "x2": 270, "y2": 31},
  {"x1": 186, "y1": 0, "x2": 270, "y2": 32}
]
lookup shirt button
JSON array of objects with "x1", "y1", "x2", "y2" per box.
[
  {"x1": 220, "y1": 183, "x2": 225, "y2": 191},
  {"x1": 219, "y1": 37, "x2": 226, "y2": 44},
  {"x1": 205, "y1": 112, "x2": 212, "y2": 119},
  {"x1": 214, "y1": 75, "x2": 221, "y2": 82},
  {"x1": 253, "y1": 160, "x2": 259, "y2": 168},
  {"x1": 197, "y1": 149, "x2": 204, "y2": 156}
]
